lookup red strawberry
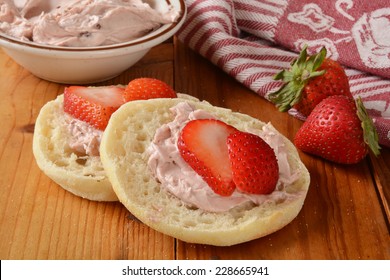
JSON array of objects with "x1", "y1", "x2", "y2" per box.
[
  {"x1": 177, "y1": 119, "x2": 238, "y2": 196},
  {"x1": 227, "y1": 131, "x2": 279, "y2": 195},
  {"x1": 63, "y1": 85, "x2": 125, "y2": 130},
  {"x1": 269, "y1": 46, "x2": 352, "y2": 117},
  {"x1": 294, "y1": 95, "x2": 381, "y2": 164},
  {"x1": 123, "y1": 77, "x2": 176, "y2": 102}
]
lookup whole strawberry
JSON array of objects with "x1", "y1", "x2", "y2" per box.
[
  {"x1": 294, "y1": 95, "x2": 380, "y2": 164},
  {"x1": 269, "y1": 46, "x2": 352, "y2": 117},
  {"x1": 227, "y1": 131, "x2": 279, "y2": 195},
  {"x1": 123, "y1": 77, "x2": 176, "y2": 102}
]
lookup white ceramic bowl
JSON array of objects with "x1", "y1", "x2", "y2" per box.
[{"x1": 0, "y1": 0, "x2": 186, "y2": 84}]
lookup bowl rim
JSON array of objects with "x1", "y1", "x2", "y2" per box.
[{"x1": 0, "y1": 0, "x2": 186, "y2": 52}]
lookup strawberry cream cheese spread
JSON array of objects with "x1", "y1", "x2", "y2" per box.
[
  {"x1": 147, "y1": 102, "x2": 301, "y2": 213},
  {"x1": 0, "y1": 0, "x2": 180, "y2": 47},
  {"x1": 65, "y1": 114, "x2": 102, "y2": 156}
]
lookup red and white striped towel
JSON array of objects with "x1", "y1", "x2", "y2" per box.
[{"x1": 177, "y1": 0, "x2": 390, "y2": 148}]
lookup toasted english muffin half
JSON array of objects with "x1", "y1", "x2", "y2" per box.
[
  {"x1": 33, "y1": 94, "x2": 117, "y2": 201},
  {"x1": 100, "y1": 94, "x2": 310, "y2": 246}
]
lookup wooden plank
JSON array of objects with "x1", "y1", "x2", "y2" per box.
[
  {"x1": 369, "y1": 148, "x2": 390, "y2": 226},
  {"x1": 173, "y1": 39, "x2": 390, "y2": 260}
]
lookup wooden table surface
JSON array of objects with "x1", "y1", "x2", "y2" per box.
[{"x1": 0, "y1": 38, "x2": 389, "y2": 260}]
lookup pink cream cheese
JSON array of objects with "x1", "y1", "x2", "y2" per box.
[
  {"x1": 147, "y1": 102, "x2": 301, "y2": 213},
  {"x1": 64, "y1": 113, "x2": 102, "y2": 156},
  {"x1": 0, "y1": 0, "x2": 180, "y2": 47}
]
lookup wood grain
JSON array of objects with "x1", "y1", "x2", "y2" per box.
[
  {"x1": 0, "y1": 38, "x2": 389, "y2": 260},
  {"x1": 369, "y1": 148, "x2": 390, "y2": 225}
]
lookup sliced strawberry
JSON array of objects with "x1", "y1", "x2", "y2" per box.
[
  {"x1": 227, "y1": 131, "x2": 279, "y2": 195},
  {"x1": 177, "y1": 119, "x2": 238, "y2": 196},
  {"x1": 63, "y1": 85, "x2": 125, "y2": 130},
  {"x1": 123, "y1": 77, "x2": 177, "y2": 102}
]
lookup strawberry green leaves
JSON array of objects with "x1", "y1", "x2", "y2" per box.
[{"x1": 356, "y1": 97, "x2": 381, "y2": 157}]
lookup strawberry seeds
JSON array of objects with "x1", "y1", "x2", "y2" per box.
[{"x1": 178, "y1": 119, "x2": 279, "y2": 196}]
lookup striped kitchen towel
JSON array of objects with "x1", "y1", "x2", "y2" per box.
[{"x1": 177, "y1": 0, "x2": 390, "y2": 148}]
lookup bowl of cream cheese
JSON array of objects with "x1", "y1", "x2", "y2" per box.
[{"x1": 0, "y1": 0, "x2": 186, "y2": 84}]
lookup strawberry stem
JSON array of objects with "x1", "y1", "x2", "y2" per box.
[
  {"x1": 269, "y1": 45, "x2": 327, "y2": 112},
  {"x1": 356, "y1": 97, "x2": 381, "y2": 156}
]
